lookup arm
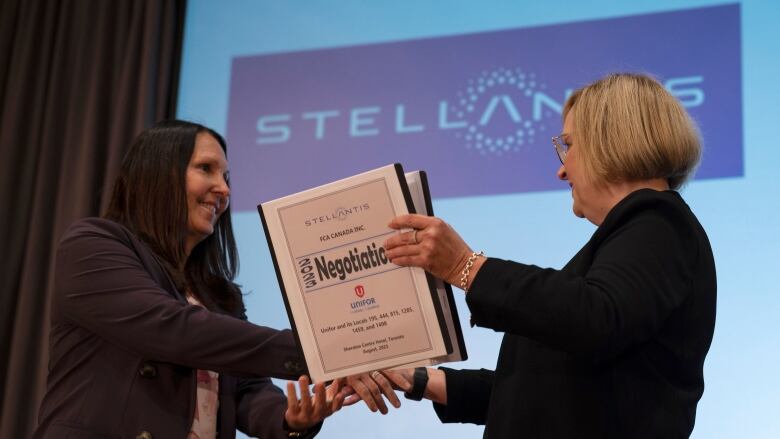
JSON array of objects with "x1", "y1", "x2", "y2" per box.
[
  {"x1": 386, "y1": 210, "x2": 697, "y2": 359},
  {"x1": 339, "y1": 367, "x2": 446, "y2": 414},
  {"x1": 236, "y1": 376, "x2": 344, "y2": 439},
  {"x1": 54, "y1": 220, "x2": 302, "y2": 378},
  {"x1": 468, "y1": 214, "x2": 695, "y2": 359},
  {"x1": 381, "y1": 367, "x2": 447, "y2": 404},
  {"x1": 381, "y1": 367, "x2": 493, "y2": 425},
  {"x1": 235, "y1": 377, "x2": 296, "y2": 439}
]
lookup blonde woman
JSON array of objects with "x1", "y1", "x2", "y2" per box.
[{"x1": 356, "y1": 73, "x2": 716, "y2": 438}]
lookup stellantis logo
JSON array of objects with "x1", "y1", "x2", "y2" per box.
[
  {"x1": 256, "y1": 68, "x2": 704, "y2": 157},
  {"x1": 303, "y1": 203, "x2": 370, "y2": 227},
  {"x1": 228, "y1": 4, "x2": 742, "y2": 208}
]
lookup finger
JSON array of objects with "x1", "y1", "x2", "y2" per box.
[
  {"x1": 343, "y1": 393, "x2": 363, "y2": 406},
  {"x1": 388, "y1": 214, "x2": 431, "y2": 230},
  {"x1": 383, "y1": 370, "x2": 413, "y2": 392},
  {"x1": 340, "y1": 384, "x2": 355, "y2": 397},
  {"x1": 373, "y1": 372, "x2": 401, "y2": 409},
  {"x1": 339, "y1": 385, "x2": 361, "y2": 406},
  {"x1": 384, "y1": 241, "x2": 422, "y2": 261},
  {"x1": 333, "y1": 390, "x2": 346, "y2": 411},
  {"x1": 348, "y1": 377, "x2": 378, "y2": 412},
  {"x1": 385, "y1": 254, "x2": 428, "y2": 270},
  {"x1": 408, "y1": 230, "x2": 419, "y2": 245},
  {"x1": 325, "y1": 378, "x2": 342, "y2": 401},
  {"x1": 330, "y1": 380, "x2": 346, "y2": 412},
  {"x1": 286, "y1": 381, "x2": 300, "y2": 415},
  {"x1": 333, "y1": 393, "x2": 345, "y2": 412},
  {"x1": 383, "y1": 232, "x2": 405, "y2": 251},
  {"x1": 312, "y1": 381, "x2": 328, "y2": 418},
  {"x1": 362, "y1": 375, "x2": 389, "y2": 414},
  {"x1": 385, "y1": 229, "x2": 420, "y2": 250},
  {"x1": 352, "y1": 380, "x2": 379, "y2": 412},
  {"x1": 298, "y1": 376, "x2": 313, "y2": 413},
  {"x1": 329, "y1": 378, "x2": 345, "y2": 408}
]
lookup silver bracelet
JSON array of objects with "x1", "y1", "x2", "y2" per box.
[{"x1": 459, "y1": 251, "x2": 484, "y2": 292}]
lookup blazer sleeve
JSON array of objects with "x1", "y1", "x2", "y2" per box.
[
  {"x1": 466, "y1": 212, "x2": 696, "y2": 360},
  {"x1": 235, "y1": 377, "x2": 322, "y2": 439},
  {"x1": 54, "y1": 220, "x2": 304, "y2": 379},
  {"x1": 432, "y1": 368, "x2": 494, "y2": 425}
]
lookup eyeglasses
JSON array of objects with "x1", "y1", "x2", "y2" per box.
[{"x1": 551, "y1": 134, "x2": 570, "y2": 164}]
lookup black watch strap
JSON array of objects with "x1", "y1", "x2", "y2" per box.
[{"x1": 404, "y1": 367, "x2": 429, "y2": 401}]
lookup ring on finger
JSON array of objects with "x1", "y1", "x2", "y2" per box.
[
  {"x1": 370, "y1": 370, "x2": 381, "y2": 379},
  {"x1": 411, "y1": 229, "x2": 418, "y2": 244}
]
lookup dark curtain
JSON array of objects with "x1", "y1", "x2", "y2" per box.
[{"x1": 0, "y1": 0, "x2": 186, "y2": 436}]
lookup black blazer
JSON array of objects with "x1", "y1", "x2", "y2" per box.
[
  {"x1": 435, "y1": 189, "x2": 716, "y2": 438},
  {"x1": 34, "y1": 218, "x2": 315, "y2": 439}
]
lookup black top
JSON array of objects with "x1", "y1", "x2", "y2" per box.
[{"x1": 434, "y1": 189, "x2": 716, "y2": 438}]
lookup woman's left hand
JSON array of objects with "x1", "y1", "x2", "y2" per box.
[
  {"x1": 284, "y1": 376, "x2": 346, "y2": 431},
  {"x1": 384, "y1": 214, "x2": 474, "y2": 286},
  {"x1": 342, "y1": 371, "x2": 401, "y2": 414}
]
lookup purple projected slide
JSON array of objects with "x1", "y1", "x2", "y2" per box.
[{"x1": 226, "y1": 4, "x2": 741, "y2": 211}]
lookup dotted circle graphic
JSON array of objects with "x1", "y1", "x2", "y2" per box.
[{"x1": 451, "y1": 67, "x2": 553, "y2": 156}]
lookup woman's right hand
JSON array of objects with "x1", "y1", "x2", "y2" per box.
[
  {"x1": 343, "y1": 368, "x2": 447, "y2": 409},
  {"x1": 343, "y1": 372, "x2": 402, "y2": 414},
  {"x1": 378, "y1": 368, "x2": 414, "y2": 393},
  {"x1": 284, "y1": 376, "x2": 345, "y2": 432},
  {"x1": 384, "y1": 214, "x2": 478, "y2": 287}
]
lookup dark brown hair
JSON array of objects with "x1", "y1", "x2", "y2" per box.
[{"x1": 104, "y1": 120, "x2": 243, "y2": 316}]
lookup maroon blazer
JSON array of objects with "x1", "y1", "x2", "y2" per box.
[{"x1": 34, "y1": 218, "x2": 318, "y2": 439}]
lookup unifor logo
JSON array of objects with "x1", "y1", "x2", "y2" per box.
[
  {"x1": 256, "y1": 68, "x2": 704, "y2": 158},
  {"x1": 351, "y1": 296, "x2": 377, "y2": 310},
  {"x1": 355, "y1": 285, "x2": 365, "y2": 298}
]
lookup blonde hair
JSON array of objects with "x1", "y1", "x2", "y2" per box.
[{"x1": 562, "y1": 73, "x2": 701, "y2": 190}]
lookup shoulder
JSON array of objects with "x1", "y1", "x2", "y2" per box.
[
  {"x1": 57, "y1": 218, "x2": 178, "y2": 292},
  {"x1": 597, "y1": 189, "x2": 708, "y2": 257},
  {"x1": 62, "y1": 217, "x2": 135, "y2": 243},
  {"x1": 58, "y1": 217, "x2": 147, "y2": 259},
  {"x1": 602, "y1": 189, "x2": 701, "y2": 232}
]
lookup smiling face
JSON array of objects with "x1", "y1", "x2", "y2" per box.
[{"x1": 185, "y1": 132, "x2": 230, "y2": 253}]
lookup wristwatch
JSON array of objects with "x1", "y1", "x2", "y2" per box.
[{"x1": 404, "y1": 367, "x2": 429, "y2": 401}]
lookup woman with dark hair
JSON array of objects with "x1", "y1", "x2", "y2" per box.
[{"x1": 34, "y1": 120, "x2": 343, "y2": 439}]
